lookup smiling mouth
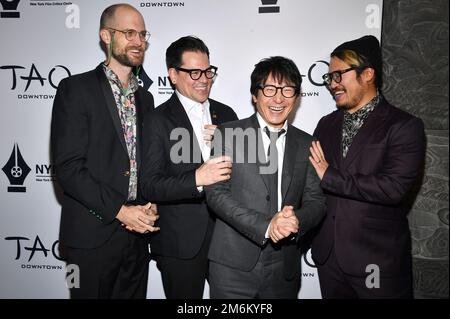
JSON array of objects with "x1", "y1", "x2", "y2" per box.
[
  {"x1": 129, "y1": 50, "x2": 142, "y2": 55},
  {"x1": 269, "y1": 106, "x2": 285, "y2": 112},
  {"x1": 333, "y1": 90, "x2": 345, "y2": 98},
  {"x1": 194, "y1": 85, "x2": 208, "y2": 91}
]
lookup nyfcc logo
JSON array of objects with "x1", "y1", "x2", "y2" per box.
[{"x1": 2, "y1": 143, "x2": 56, "y2": 193}]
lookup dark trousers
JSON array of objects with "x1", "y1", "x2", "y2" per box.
[
  {"x1": 154, "y1": 219, "x2": 213, "y2": 299},
  {"x1": 61, "y1": 227, "x2": 150, "y2": 299},
  {"x1": 209, "y1": 243, "x2": 300, "y2": 299},
  {"x1": 317, "y1": 245, "x2": 413, "y2": 299}
]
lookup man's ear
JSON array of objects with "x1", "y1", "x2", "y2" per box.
[
  {"x1": 362, "y1": 67, "x2": 376, "y2": 84},
  {"x1": 168, "y1": 68, "x2": 178, "y2": 85},
  {"x1": 100, "y1": 28, "x2": 111, "y2": 45}
]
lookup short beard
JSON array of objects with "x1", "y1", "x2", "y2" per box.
[
  {"x1": 336, "y1": 102, "x2": 350, "y2": 110},
  {"x1": 112, "y1": 48, "x2": 144, "y2": 67}
]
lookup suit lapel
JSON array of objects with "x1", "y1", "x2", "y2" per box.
[
  {"x1": 209, "y1": 102, "x2": 220, "y2": 125},
  {"x1": 343, "y1": 100, "x2": 389, "y2": 168},
  {"x1": 168, "y1": 94, "x2": 204, "y2": 164},
  {"x1": 281, "y1": 127, "x2": 296, "y2": 202},
  {"x1": 248, "y1": 114, "x2": 271, "y2": 194},
  {"x1": 134, "y1": 88, "x2": 144, "y2": 166},
  {"x1": 329, "y1": 112, "x2": 344, "y2": 168},
  {"x1": 96, "y1": 65, "x2": 128, "y2": 155}
]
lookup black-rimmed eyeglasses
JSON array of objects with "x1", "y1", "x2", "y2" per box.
[
  {"x1": 258, "y1": 85, "x2": 298, "y2": 98},
  {"x1": 108, "y1": 27, "x2": 151, "y2": 42},
  {"x1": 322, "y1": 67, "x2": 358, "y2": 85},
  {"x1": 176, "y1": 66, "x2": 218, "y2": 80}
]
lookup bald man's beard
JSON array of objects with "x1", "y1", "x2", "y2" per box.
[{"x1": 112, "y1": 45, "x2": 145, "y2": 67}]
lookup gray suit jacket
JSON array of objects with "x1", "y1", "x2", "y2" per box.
[{"x1": 205, "y1": 114, "x2": 326, "y2": 279}]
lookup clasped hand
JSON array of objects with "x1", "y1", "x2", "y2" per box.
[
  {"x1": 117, "y1": 202, "x2": 160, "y2": 234},
  {"x1": 268, "y1": 205, "x2": 299, "y2": 243}
]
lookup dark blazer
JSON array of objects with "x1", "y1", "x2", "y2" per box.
[
  {"x1": 205, "y1": 114, "x2": 326, "y2": 279},
  {"x1": 141, "y1": 93, "x2": 238, "y2": 259},
  {"x1": 311, "y1": 98, "x2": 425, "y2": 277},
  {"x1": 51, "y1": 63, "x2": 154, "y2": 249}
]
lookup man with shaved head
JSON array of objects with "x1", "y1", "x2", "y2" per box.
[{"x1": 51, "y1": 3, "x2": 157, "y2": 298}]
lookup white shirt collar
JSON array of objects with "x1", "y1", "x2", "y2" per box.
[
  {"x1": 176, "y1": 90, "x2": 210, "y2": 115},
  {"x1": 256, "y1": 112, "x2": 288, "y2": 133}
]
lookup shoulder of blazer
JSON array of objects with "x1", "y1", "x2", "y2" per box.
[
  {"x1": 288, "y1": 123, "x2": 314, "y2": 143},
  {"x1": 377, "y1": 98, "x2": 421, "y2": 123},
  {"x1": 149, "y1": 94, "x2": 190, "y2": 133},
  {"x1": 209, "y1": 98, "x2": 232, "y2": 110},
  {"x1": 136, "y1": 86, "x2": 155, "y2": 112},
  {"x1": 209, "y1": 98, "x2": 238, "y2": 121},
  {"x1": 217, "y1": 114, "x2": 254, "y2": 130},
  {"x1": 318, "y1": 108, "x2": 342, "y2": 126},
  {"x1": 154, "y1": 93, "x2": 179, "y2": 116},
  {"x1": 57, "y1": 65, "x2": 100, "y2": 90}
]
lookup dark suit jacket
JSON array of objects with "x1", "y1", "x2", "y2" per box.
[
  {"x1": 205, "y1": 114, "x2": 326, "y2": 279},
  {"x1": 311, "y1": 98, "x2": 425, "y2": 277},
  {"x1": 51, "y1": 63, "x2": 154, "y2": 249},
  {"x1": 141, "y1": 93, "x2": 238, "y2": 259}
]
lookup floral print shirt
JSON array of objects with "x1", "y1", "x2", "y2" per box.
[
  {"x1": 342, "y1": 94, "x2": 381, "y2": 158},
  {"x1": 103, "y1": 64, "x2": 139, "y2": 201}
]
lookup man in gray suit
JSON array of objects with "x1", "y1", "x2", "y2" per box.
[{"x1": 205, "y1": 56, "x2": 326, "y2": 298}]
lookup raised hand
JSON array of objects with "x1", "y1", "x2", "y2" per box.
[
  {"x1": 309, "y1": 140, "x2": 329, "y2": 180},
  {"x1": 195, "y1": 155, "x2": 232, "y2": 186},
  {"x1": 203, "y1": 124, "x2": 217, "y2": 147}
]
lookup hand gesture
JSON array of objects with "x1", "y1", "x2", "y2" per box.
[
  {"x1": 268, "y1": 205, "x2": 299, "y2": 243},
  {"x1": 309, "y1": 140, "x2": 329, "y2": 180},
  {"x1": 195, "y1": 155, "x2": 232, "y2": 186},
  {"x1": 116, "y1": 202, "x2": 160, "y2": 234}
]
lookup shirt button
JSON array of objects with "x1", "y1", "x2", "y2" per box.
[
  {"x1": 266, "y1": 195, "x2": 270, "y2": 201},
  {"x1": 123, "y1": 170, "x2": 130, "y2": 177}
]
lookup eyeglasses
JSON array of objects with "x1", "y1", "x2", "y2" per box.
[
  {"x1": 322, "y1": 67, "x2": 357, "y2": 85},
  {"x1": 108, "y1": 27, "x2": 151, "y2": 42},
  {"x1": 258, "y1": 85, "x2": 298, "y2": 98},
  {"x1": 175, "y1": 66, "x2": 218, "y2": 80}
]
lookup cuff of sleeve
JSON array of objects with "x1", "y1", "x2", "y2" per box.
[
  {"x1": 320, "y1": 166, "x2": 336, "y2": 191},
  {"x1": 264, "y1": 223, "x2": 270, "y2": 239}
]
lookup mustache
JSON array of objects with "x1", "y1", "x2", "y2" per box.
[
  {"x1": 126, "y1": 45, "x2": 145, "y2": 52},
  {"x1": 331, "y1": 87, "x2": 345, "y2": 95}
]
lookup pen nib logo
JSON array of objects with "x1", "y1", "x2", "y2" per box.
[
  {"x1": 0, "y1": 0, "x2": 21, "y2": 18},
  {"x1": 259, "y1": 0, "x2": 279, "y2": 14},
  {"x1": 2, "y1": 143, "x2": 31, "y2": 192}
]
